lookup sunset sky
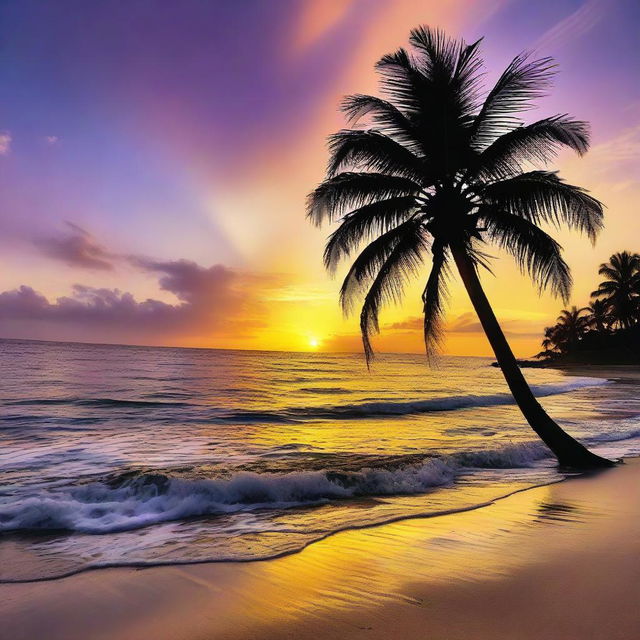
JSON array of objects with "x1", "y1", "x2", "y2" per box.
[{"x1": 0, "y1": 0, "x2": 638, "y2": 356}]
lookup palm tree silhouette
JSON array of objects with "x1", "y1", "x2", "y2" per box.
[
  {"x1": 554, "y1": 306, "x2": 590, "y2": 351},
  {"x1": 540, "y1": 325, "x2": 560, "y2": 357},
  {"x1": 586, "y1": 299, "x2": 610, "y2": 333},
  {"x1": 591, "y1": 251, "x2": 640, "y2": 329},
  {"x1": 308, "y1": 26, "x2": 612, "y2": 468}
]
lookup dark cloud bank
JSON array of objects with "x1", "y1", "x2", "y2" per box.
[
  {"x1": 34, "y1": 222, "x2": 116, "y2": 271},
  {"x1": 1, "y1": 224, "x2": 278, "y2": 344}
]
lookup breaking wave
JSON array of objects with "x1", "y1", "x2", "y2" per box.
[{"x1": 0, "y1": 442, "x2": 550, "y2": 535}]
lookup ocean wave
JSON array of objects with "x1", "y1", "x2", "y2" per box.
[
  {"x1": 587, "y1": 426, "x2": 640, "y2": 443},
  {"x1": 0, "y1": 442, "x2": 550, "y2": 535},
  {"x1": 223, "y1": 378, "x2": 610, "y2": 422}
]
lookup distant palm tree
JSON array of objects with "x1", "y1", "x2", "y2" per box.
[
  {"x1": 535, "y1": 325, "x2": 563, "y2": 360},
  {"x1": 539, "y1": 307, "x2": 589, "y2": 355},
  {"x1": 540, "y1": 325, "x2": 560, "y2": 354},
  {"x1": 308, "y1": 26, "x2": 612, "y2": 468},
  {"x1": 591, "y1": 251, "x2": 640, "y2": 329},
  {"x1": 586, "y1": 299, "x2": 610, "y2": 333},
  {"x1": 555, "y1": 306, "x2": 590, "y2": 350}
]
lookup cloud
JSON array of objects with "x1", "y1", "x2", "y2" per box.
[
  {"x1": 0, "y1": 257, "x2": 285, "y2": 345},
  {"x1": 4, "y1": 224, "x2": 295, "y2": 344},
  {"x1": 533, "y1": 0, "x2": 604, "y2": 52},
  {"x1": 448, "y1": 312, "x2": 483, "y2": 334},
  {"x1": 386, "y1": 317, "x2": 423, "y2": 331},
  {"x1": 561, "y1": 122, "x2": 640, "y2": 198},
  {"x1": 34, "y1": 222, "x2": 116, "y2": 270},
  {"x1": 589, "y1": 124, "x2": 640, "y2": 167},
  {"x1": 44, "y1": 135, "x2": 59, "y2": 145},
  {"x1": 0, "y1": 285, "x2": 177, "y2": 326},
  {"x1": 0, "y1": 131, "x2": 11, "y2": 155},
  {"x1": 386, "y1": 314, "x2": 484, "y2": 334},
  {"x1": 132, "y1": 257, "x2": 238, "y2": 305},
  {"x1": 388, "y1": 312, "x2": 541, "y2": 338},
  {"x1": 320, "y1": 308, "x2": 544, "y2": 357}
]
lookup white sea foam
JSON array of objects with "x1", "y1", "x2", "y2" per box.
[
  {"x1": 588, "y1": 425, "x2": 640, "y2": 443},
  {"x1": 0, "y1": 441, "x2": 556, "y2": 535},
  {"x1": 7, "y1": 416, "x2": 637, "y2": 540},
  {"x1": 0, "y1": 460, "x2": 452, "y2": 534}
]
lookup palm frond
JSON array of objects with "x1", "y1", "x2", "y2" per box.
[
  {"x1": 341, "y1": 94, "x2": 424, "y2": 153},
  {"x1": 472, "y1": 116, "x2": 590, "y2": 181},
  {"x1": 451, "y1": 37, "x2": 485, "y2": 119},
  {"x1": 471, "y1": 53, "x2": 556, "y2": 149},
  {"x1": 591, "y1": 282, "x2": 616, "y2": 297},
  {"x1": 323, "y1": 196, "x2": 418, "y2": 272},
  {"x1": 376, "y1": 30, "x2": 482, "y2": 172},
  {"x1": 597, "y1": 265, "x2": 621, "y2": 280},
  {"x1": 465, "y1": 241, "x2": 496, "y2": 275},
  {"x1": 338, "y1": 218, "x2": 421, "y2": 316},
  {"x1": 357, "y1": 219, "x2": 429, "y2": 363},
  {"x1": 327, "y1": 129, "x2": 425, "y2": 181},
  {"x1": 480, "y1": 170, "x2": 603, "y2": 241},
  {"x1": 589, "y1": 252, "x2": 640, "y2": 327},
  {"x1": 421, "y1": 240, "x2": 450, "y2": 360},
  {"x1": 375, "y1": 47, "x2": 427, "y2": 116},
  {"x1": 409, "y1": 26, "x2": 459, "y2": 78},
  {"x1": 597, "y1": 251, "x2": 640, "y2": 278},
  {"x1": 409, "y1": 26, "x2": 484, "y2": 121},
  {"x1": 307, "y1": 172, "x2": 421, "y2": 226},
  {"x1": 557, "y1": 306, "x2": 589, "y2": 322},
  {"x1": 482, "y1": 207, "x2": 572, "y2": 301}
]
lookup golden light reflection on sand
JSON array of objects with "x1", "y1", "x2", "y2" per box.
[
  {"x1": 203, "y1": 472, "x2": 632, "y2": 632},
  {"x1": 3, "y1": 463, "x2": 638, "y2": 640},
  {"x1": 238, "y1": 486, "x2": 551, "y2": 619}
]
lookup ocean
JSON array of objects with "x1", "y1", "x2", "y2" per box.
[{"x1": 1, "y1": 338, "x2": 639, "y2": 582}]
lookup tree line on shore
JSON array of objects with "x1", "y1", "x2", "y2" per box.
[{"x1": 537, "y1": 251, "x2": 640, "y2": 361}]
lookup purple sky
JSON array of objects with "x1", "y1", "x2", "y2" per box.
[{"x1": 0, "y1": 0, "x2": 638, "y2": 353}]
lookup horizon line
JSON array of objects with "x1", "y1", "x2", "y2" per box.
[{"x1": 0, "y1": 335, "x2": 493, "y2": 359}]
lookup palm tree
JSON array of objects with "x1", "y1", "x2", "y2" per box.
[
  {"x1": 540, "y1": 325, "x2": 561, "y2": 354},
  {"x1": 591, "y1": 251, "x2": 640, "y2": 329},
  {"x1": 535, "y1": 325, "x2": 563, "y2": 360},
  {"x1": 586, "y1": 299, "x2": 610, "y2": 333},
  {"x1": 539, "y1": 307, "x2": 589, "y2": 355},
  {"x1": 554, "y1": 306, "x2": 590, "y2": 351},
  {"x1": 308, "y1": 26, "x2": 612, "y2": 468}
]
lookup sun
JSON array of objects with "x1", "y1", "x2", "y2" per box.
[{"x1": 308, "y1": 337, "x2": 320, "y2": 349}]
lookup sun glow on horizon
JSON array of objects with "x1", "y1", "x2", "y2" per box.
[{"x1": 0, "y1": 2, "x2": 638, "y2": 359}]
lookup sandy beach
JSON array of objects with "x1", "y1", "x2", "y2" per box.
[{"x1": 2, "y1": 457, "x2": 638, "y2": 640}]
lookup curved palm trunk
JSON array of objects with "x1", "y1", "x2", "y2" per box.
[{"x1": 451, "y1": 244, "x2": 614, "y2": 469}]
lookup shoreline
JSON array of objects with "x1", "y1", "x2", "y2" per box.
[
  {"x1": 0, "y1": 477, "x2": 566, "y2": 586},
  {"x1": 2, "y1": 457, "x2": 638, "y2": 640}
]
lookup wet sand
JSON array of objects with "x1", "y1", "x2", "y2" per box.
[{"x1": 1, "y1": 458, "x2": 639, "y2": 640}]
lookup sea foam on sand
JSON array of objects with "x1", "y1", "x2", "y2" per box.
[{"x1": 1, "y1": 457, "x2": 638, "y2": 640}]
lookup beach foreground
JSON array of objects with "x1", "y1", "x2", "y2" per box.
[{"x1": 2, "y1": 458, "x2": 639, "y2": 640}]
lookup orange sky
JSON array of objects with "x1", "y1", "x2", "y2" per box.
[{"x1": 0, "y1": 0, "x2": 638, "y2": 357}]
